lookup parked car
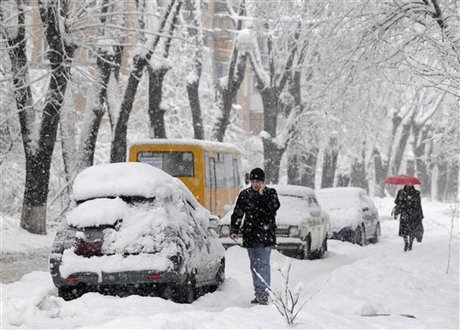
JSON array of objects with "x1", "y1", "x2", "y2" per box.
[
  {"x1": 49, "y1": 162, "x2": 225, "y2": 302},
  {"x1": 217, "y1": 185, "x2": 330, "y2": 260},
  {"x1": 316, "y1": 187, "x2": 381, "y2": 246}
]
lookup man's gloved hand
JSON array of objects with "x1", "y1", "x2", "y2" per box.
[{"x1": 259, "y1": 182, "x2": 265, "y2": 195}]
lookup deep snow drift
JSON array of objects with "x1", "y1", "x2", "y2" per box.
[{"x1": 1, "y1": 197, "x2": 459, "y2": 329}]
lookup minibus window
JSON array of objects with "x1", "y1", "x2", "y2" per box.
[{"x1": 137, "y1": 151, "x2": 194, "y2": 177}]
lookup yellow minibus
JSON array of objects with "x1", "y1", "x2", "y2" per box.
[{"x1": 128, "y1": 139, "x2": 243, "y2": 217}]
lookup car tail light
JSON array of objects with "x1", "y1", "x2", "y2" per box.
[
  {"x1": 74, "y1": 240, "x2": 103, "y2": 257},
  {"x1": 147, "y1": 274, "x2": 162, "y2": 280},
  {"x1": 66, "y1": 276, "x2": 79, "y2": 283}
]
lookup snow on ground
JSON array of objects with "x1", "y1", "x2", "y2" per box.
[{"x1": 1, "y1": 198, "x2": 459, "y2": 329}]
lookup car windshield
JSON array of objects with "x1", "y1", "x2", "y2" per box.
[{"x1": 277, "y1": 195, "x2": 310, "y2": 225}]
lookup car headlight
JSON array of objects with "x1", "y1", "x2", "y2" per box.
[
  {"x1": 288, "y1": 226, "x2": 300, "y2": 238},
  {"x1": 220, "y1": 225, "x2": 230, "y2": 237}
]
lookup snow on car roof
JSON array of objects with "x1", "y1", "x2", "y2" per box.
[
  {"x1": 316, "y1": 187, "x2": 365, "y2": 208},
  {"x1": 271, "y1": 184, "x2": 315, "y2": 198},
  {"x1": 73, "y1": 162, "x2": 189, "y2": 202}
]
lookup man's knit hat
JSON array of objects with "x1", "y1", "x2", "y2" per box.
[{"x1": 249, "y1": 168, "x2": 265, "y2": 181}]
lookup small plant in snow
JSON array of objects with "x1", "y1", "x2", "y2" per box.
[{"x1": 257, "y1": 259, "x2": 307, "y2": 325}]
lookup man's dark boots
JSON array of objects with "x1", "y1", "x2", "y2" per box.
[
  {"x1": 258, "y1": 291, "x2": 268, "y2": 305},
  {"x1": 251, "y1": 292, "x2": 268, "y2": 305}
]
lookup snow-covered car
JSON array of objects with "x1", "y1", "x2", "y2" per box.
[
  {"x1": 217, "y1": 185, "x2": 330, "y2": 260},
  {"x1": 49, "y1": 162, "x2": 225, "y2": 302},
  {"x1": 316, "y1": 187, "x2": 381, "y2": 246}
]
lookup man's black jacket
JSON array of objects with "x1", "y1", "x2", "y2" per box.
[{"x1": 230, "y1": 186, "x2": 280, "y2": 248}]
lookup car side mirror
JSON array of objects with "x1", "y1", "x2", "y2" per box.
[
  {"x1": 209, "y1": 215, "x2": 219, "y2": 230},
  {"x1": 244, "y1": 172, "x2": 250, "y2": 185}
]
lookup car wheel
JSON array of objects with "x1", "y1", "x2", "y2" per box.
[
  {"x1": 216, "y1": 258, "x2": 225, "y2": 284},
  {"x1": 174, "y1": 274, "x2": 196, "y2": 304},
  {"x1": 369, "y1": 222, "x2": 381, "y2": 244},
  {"x1": 354, "y1": 225, "x2": 366, "y2": 246},
  {"x1": 58, "y1": 286, "x2": 83, "y2": 301},
  {"x1": 318, "y1": 238, "x2": 327, "y2": 259},
  {"x1": 209, "y1": 258, "x2": 225, "y2": 293},
  {"x1": 301, "y1": 236, "x2": 312, "y2": 260}
]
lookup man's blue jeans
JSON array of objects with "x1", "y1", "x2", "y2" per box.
[{"x1": 246, "y1": 247, "x2": 271, "y2": 294}]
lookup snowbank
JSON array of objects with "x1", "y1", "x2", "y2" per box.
[{"x1": 1, "y1": 198, "x2": 458, "y2": 329}]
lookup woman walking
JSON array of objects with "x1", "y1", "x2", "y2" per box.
[{"x1": 393, "y1": 185, "x2": 424, "y2": 251}]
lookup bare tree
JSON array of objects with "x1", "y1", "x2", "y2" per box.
[
  {"x1": 212, "y1": 0, "x2": 248, "y2": 142},
  {"x1": 180, "y1": 0, "x2": 205, "y2": 140},
  {"x1": 4, "y1": 0, "x2": 76, "y2": 234},
  {"x1": 243, "y1": 2, "x2": 304, "y2": 183},
  {"x1": 146, "y1": 0, "x2": 182, "y2": 139},
  {"x1": 110, "y1": 0, "x2": 179, "y2": 163},
  {"x1": 76, "y1": 0, "x2": 125, "y2": 171}
]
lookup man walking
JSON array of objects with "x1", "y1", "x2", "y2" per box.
[{"x1": 230, "y1": 168, "x2": 280, "y2": 305}]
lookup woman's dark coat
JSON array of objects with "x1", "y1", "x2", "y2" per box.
[
  {"x1": 394, "y1": 185, "x2": 424, "y2": 237},
  {"x1": 230, "y1": 186, "x2": 280, "y2": 248}
]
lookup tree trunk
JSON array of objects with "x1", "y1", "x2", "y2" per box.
[
  {"x1": 337, "y1": 174, "x2": 350, "y2": 187},
  {"x1": 8, "y1": 2, "x2": 75, "y2": 234},
  {"x1": 321, "y1": 137, "x2": 338, "y2": 188},
  {"x1": 300, "y1": 147, "x2": 318, "y2": 188},
  {"x1": 391, "y1": 121, "x2": 412, "y2": 175},
  {"x1": 287, "y1": 147, "x2": 318, "y2": 187},
  {"x1": 110, "y1": 56, "x2": 147, "y2": 162},
  {"x1": 214, "y1": 89, "x2": 234, "y2": 142},
  {"x1": 443, "y1": 162, "x2": 459, "y2": 201},
  {"x1": 413, "y1": 125, "x2": 431, "y2": 196},
  {"x1": 350, "y1": 149, "x2": 368, "y2": 191},
  {"x1": 187, "y1": 79, "x2": 205, "y2": 139},
  {"x1": 212, "y1": 3, "x2": 247, "y2": 142},
  {"x1": 147, "y1": 67, "x2": 168, "y2": 139},
  {"x1": 77, "y1": 55, "x2": 113, "y2": 170},
  {"x1": 372, "y1": 148, "x2": 387, "y2": 197},
  {"x1": 287, "y1": 153, "x2": 300, "y2": 185},
  {"x1": 260, "y1": 87, "x2": 283, "y2": 183},
  {"x1": 59, "y1": 89, "x2": 77, "y2": 205},
  {"x1": 21, "y1": 58, "x2": 74, "y2": 235},
  {"x1": 436, "y1": 160, "x2": 448, "y2": 201},
  {"x1": 263, "y1": 139, "x2": 284, "y2": 184}
]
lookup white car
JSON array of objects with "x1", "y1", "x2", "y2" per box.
[
  {"x1": 316, "y1": 187, "x2": 381, "y2": 246},
  {"x1": 217, "y1": 185, "x2": 330, "y2": 260}
]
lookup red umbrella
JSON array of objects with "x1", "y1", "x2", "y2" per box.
[{"x1": 384, "y1": 174, "x2": 421, "y2": 185}]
